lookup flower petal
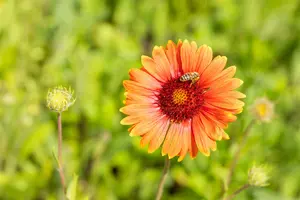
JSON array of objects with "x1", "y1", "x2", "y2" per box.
[
  {"x1": 152, "y1": 46, "x2": 172, "y2": 81},
  {"x1": 208, "y1": 138, "x2": 217, "y2": 151},
  {"x1": 129, "y1": 112, "x2": 165, "y2": 136},
  {"x1": 140, "y1": 116, "x2": 169, "y2": 149},
  {"x1": 141, "y1": 56, "x2": 166, "y2": 82},
  {"x1": 119, "y1": 104, "x2": 159, "y2": 115},
  {"x1": 147, "y1": 118, "x2": 170, "y2": 153},
  {"x1": 200, "y1": 110, "x2": 228, "y2": 129},
  {"x1": 181, "y1": 40, "x2": 198, "y2": 73},
  {"x1": 168, "y1": 126, "x2": 183, "y2": 159},
  {"x1": 129, "y1": 69, "x2": 162, "y2": 90},
  {"x1": 120, "y1": 116, "x2": 141, "y2": 125},
  {"x1": 162, "y1": 123, "x2": 182, "y2": 157},
  {"x1": 189, "y1": 130, "x2": 199, "y2": 158},
  {"x1": 198, "y1": 113, "x2": 222, "y2": 141},
  {"x1": 205, "y1": 91, "x2": 246, "y2": 99},
  {"x1": 177, "y1": 121, "x2": 191, "y2": 161},
  {"x1": 192, "y1": 117, "x2": 211, "y2": 156},
  {"x1": 176, "y1": 40, "x2": 183, "y2": 73},
  {"x1": 207, "y1": 98, "x2": 245, "y2": 110},
  {"x1": 123, "y1": 80, "x2": 157, "y2": 96},
  {"x1": 165, "y1": 40, "x2": 180, "y2": 78},
  {"x1": 202, "y1": 104, "x2": 238, "y2": 123},
  {"x1": 194, "y1": 45, "x2": 213, "y2": 75},
  {"x1": 201, "y1": 66, "x2": 236, "y2": 88},
  {"x1": 124, "y1": 92, "x2": 157, "y2": 105},
  {"x1": 200, "y1": 56, "x2": 227, "y2": 85},
  {"x1": 207, "y1": 78, "x2": 244, "y2": 94},
  {"x1": 221, "y1": 130, "x2": 230, "y2": 140}
]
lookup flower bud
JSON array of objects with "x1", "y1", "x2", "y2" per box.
[
  {"x1": 248, "y1": 164, "x2": 271, "y2": 187},
  {"x1": 47, "y1": 86, "x2": 76, "y2": 113}
]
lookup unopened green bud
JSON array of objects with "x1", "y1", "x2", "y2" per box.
[
  {"x1": 47, "y1": 86, "x2": 76, "y2": 113},
  {"x1": 248, "y1": 164, "x2": 271, "y2": 187}
]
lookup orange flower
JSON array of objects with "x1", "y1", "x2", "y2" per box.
[{"x1": 120, "y1": 40, "x2": 245, "y2": 161}]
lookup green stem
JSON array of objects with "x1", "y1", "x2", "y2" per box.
[
  {"x1": 155, "y1": 157, "x2": 171, "y2": 200},
  {"x1": 225, "y1": 184, "x2": 251, "y2": 200},
  {"x1": 221, "y1": 119, "x2": 255, "y2": 199},
  {"x1": 58, "y1": 113, "x2": 66, "y2": 195}
]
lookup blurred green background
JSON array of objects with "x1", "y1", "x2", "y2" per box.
[{"x1": 1, "y1": 0, "x2": 300, "y2": 199}]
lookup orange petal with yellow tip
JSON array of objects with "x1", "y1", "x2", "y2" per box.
[
  {"x1": 194, "y1": 45, "x2": 213, "y2": 75},
  {"x1": 165, "y1": 40, "x2": 180, "y2": 78},
  {"x1": 167, "y1": 124, "x2": 184, "y2": 159},
  {"x1": 119, "y1": 104, "x2": 158, "y2": 115},
  {"x1": 162, "y1": 123, "x2": 182, "y2": 157},
  {"x1": 128, "y1": 125, "x2": 135, "y2": 132},
  {"x1": 176, "y1": 40, "x2": 183, "y2": 68},
  {"x1": 181, "y1": 40, "x2": 197, "y2": 73},
  {"x1": 200, "y1": 110, "x2": 227, "y2": 129},
  {"x1": 120, "y1": 116, "x2": 142, "y2": 125},
  {"x1": 206, "y1": 91, "x2": 246, "y2": 99},
  {"x1": 141, "y1": 55, "x2": 166, "y2": 82},
  {"x1": 129, "y1": 113, "x2": 164, "y2": 136},
  {"x1": 214, "y1": 65, "x2": 236, "y2": 82},
  {"x1": 208, "y1": 78, "x2": 243, "y2": 94},
  {"x1": 226, "y1": 91, "x2": 246, "y2": 99},
  {"x1": 208, "y1": 138, "x2": 217, "y2": 151},
  {"x1": 192, "y1": 117, "x2": 211, "y2": 156},
  {"x1": 177, "y1": 121, "x2": 191, "y2": 161},
  {"x1": 219, "y1": 128, "x2": 230, "y2": 140},
  {"x1": 124, "y1": 92, "x2": 157, "y2": 105},
  {"x1": 129, "y1": 68, "x2": 161, "y2": 89},
  {"x1": 152, "y1": 46, "x2": 172, "y2": 81},
  {"x1": 203, "y1": 102, "x2": 242, "y2": 115},
  {"x1": 202, "y1": 105, "x2": 238, "y2": 123},
  {"x1": 188, "y1": 41, "x2": 199, "y2": 71},
  {"x1": 200, "y1": 56, "x2": 227, "y2": 85},
  {"x1": 140, "y1": 116, "x2": 169, "y2": 148},
  {"x1": 123, "y1": 80, "x2": 156, "y2": 96},
  {"x1": 189, "y1": 131, "x2": 199, "y2": 159},
  {"x1": 201, "y1": 65, "x2": 236, "y2": 88},
  {"x1": 208, "y1": 98, "x2": 245, "y2": 110},
  {"x1": 198, "y1": 113, "x2": 222, "y2": 141},
  {"x1": 148, "y1": 118, "x2": 170, "y2": 153}
]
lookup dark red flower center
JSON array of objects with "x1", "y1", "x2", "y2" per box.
[{"x1": 157, "y1": 78, "x2": 207, "y2": 122}]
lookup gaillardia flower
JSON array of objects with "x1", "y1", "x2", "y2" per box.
[{"x1": 120, "y1": 40, "x2": 245, "y2": 161}]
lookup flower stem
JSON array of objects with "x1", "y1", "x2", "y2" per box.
[
  {"x1": 225, "y1": 184, "x2": 250, "y2": 200},
  {"x1": 57, "y1": 113, "x2": 66, "y2": 194},
  {"x1": 155, "y1": 157, "x2": 171, "y2": 200},
  {"x1": 222, "y1": 119, "x2": 255, "y2": 198}
]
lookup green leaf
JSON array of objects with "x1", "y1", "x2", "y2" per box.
[{"x1": 66, "y1": 174, "x2": 78, "y2": 200}]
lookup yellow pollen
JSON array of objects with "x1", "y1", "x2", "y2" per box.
[
  {"x1": 172, "y1": 89, "x2": 188, "y2": 105},
  {"x1": 256, "y1": 104, "x2": 267, "y2": 117}
]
